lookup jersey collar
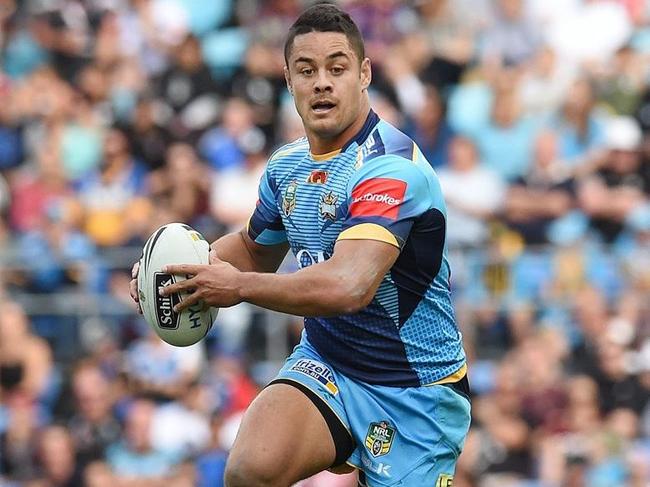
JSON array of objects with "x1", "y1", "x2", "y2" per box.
[{"x1": 309, "y1": 109, "x2": 380, "y2": 161}]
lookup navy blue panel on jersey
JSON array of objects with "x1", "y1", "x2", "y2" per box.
[
  {"x1": 391, "y1": 208, "x2": 446, "y2": 327},
  {"x1": 304, "y1": 300, "x2": 421, "y2": 387}
]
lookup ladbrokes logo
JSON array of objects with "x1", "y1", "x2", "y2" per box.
[
  {"x1": 154, "y1": 273, "x2": 181, "y2": 329},
  {"x1": 351, "y1": 193, "x2": 401, "y2": 205},
  {"x1": 350, "y1": 178, "x2": 406, "y2": 220}
]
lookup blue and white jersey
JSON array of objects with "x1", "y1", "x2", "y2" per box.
[{"x1": 248, "y1": 110, "x2": 466, "y2": 387}]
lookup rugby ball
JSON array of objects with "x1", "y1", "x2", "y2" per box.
[{"x1": 137, "y1": 223, "x2": 218, "y2": 347}]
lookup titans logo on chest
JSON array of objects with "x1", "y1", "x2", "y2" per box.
[{"x1": 319, "y1": 191, "x2": 338, "y2": 220}]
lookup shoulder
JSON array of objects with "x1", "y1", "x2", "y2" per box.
[
  {"x1": 358, "y1": 120, "x2": 417, "y2": 165},
  {"x1": 268, "y1": 137, "x2": 309, "y2": 166}
]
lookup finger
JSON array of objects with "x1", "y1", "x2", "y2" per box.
[
  {"x1": 131, "y1": 261, "x2": 140, "y2": 278},
  {"x1": 174, "y1": 292, "x2": 202, "y2": 313},
  {"x1": 163, "y1": 264, "x2": 205, "y2": 276},
  {"x1": 159, "y1": 277, "x2": 196, "y2": 296}
]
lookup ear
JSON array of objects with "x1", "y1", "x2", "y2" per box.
[
  {"x1": 360, "y1": 57, "x2": 372, "y2": 92},
  {"x1": 284, "y1": 66, "x2": 293, "y2": 95}
]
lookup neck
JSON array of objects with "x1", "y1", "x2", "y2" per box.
[{"x1": 308, "y1": 101, "x2": 371, "y2": 156}]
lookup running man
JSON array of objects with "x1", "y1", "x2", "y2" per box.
[{"x1": 130, "y1": 4, "x2": 470, "y2": 486}]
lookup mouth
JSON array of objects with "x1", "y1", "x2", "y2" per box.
[{"x1": 311, "y1": 100, "x2": 337, "y2": 114}]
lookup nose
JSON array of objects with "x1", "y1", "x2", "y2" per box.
[{"x1": 314, "y1": 68, "x2": 333, "y2": 93}]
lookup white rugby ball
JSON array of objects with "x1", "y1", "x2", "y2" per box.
[{"x1": 137, "y1": 223, "x2": 218, "y2": 347}]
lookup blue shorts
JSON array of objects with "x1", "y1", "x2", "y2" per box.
[{"x1": 269, "y1": 336, "x2": 471, "y2": 486}]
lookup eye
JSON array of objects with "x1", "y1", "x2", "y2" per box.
[
  {"x1": 300, "y1": 68, "x2": 314, "y2": 76},
  {"x1": 331, "y1": 66, "x2": 344, "y2": 75}
]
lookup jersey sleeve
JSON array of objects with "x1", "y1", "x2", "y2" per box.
[
  {"x1": 338, "y1": 155, "x2": 437, "y2": 249},
  {"x1": 247, "y1": 166, "x2": 288, "y2": 246}
]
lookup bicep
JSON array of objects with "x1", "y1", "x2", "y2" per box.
[
  {"x1": 212, "y1": 229, "x2": 289, "y2": 273},
  {"x1": 240, "y1": 228, "x2": 290, "y2": 273},
  {"x1": 329, "y1": 238, "x2": 400, "y2": 296}
]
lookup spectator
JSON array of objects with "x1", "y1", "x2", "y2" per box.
[
  {"x1": 480, "y1": 0, "x2": 542, "y2": 68},
  {"x1": 578, "y1": 116, "x2": 649, "y2": 243},
  {"x1": 155, "y1": 34, "x2": 221, "y2": 144},
  {"x1": 402, "y1": 84, "x2": 455, "y2": 168},
  {"x1": 148, "y1": 143, "x2": 211, "y2": 228},
  {"x1": 199, "y1": 97, "x2": 266, "y2": 172},
  {"x1": 106, "y1": 398, "x2": 178, "y2": 480},
  {"x1": 438, "y1": 135, "x2": 506, "y2": 247},
  {"x1": 33, "y1": 425, "x2": 83, "y2": 487},
  {"x1": 125, "y1": 96, "x2": 171, "y2": 171},
  {"x1": 471, "y1": 71, "x2": 540, "y2": 181},
  {"x1": 76, "y1": 127, "x2": 150, "y2": 247},
  {"x1": 0, "y1": 301, "x2": 53, "y2": 402},
  {"x1": 67, "y1": 361, "x2": 121, "y2": 469},
  {"x1": 195, "y1": 411, "x2": 228, "y2": 487},
  {"x1": 552, "y1": 78, "x2": 606, "y2": 169},
  {"x1": 124, "y1": 328, "x2": 205, "y2": 402},
  {"x1": 504, "y1": 130, "x2": 575, "y2": 245}
]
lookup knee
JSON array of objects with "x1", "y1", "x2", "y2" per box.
[{"x1": 224, "y1": 456, "x2": 287, "y2": 487}]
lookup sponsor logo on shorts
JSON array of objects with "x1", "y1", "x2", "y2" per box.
[
  {"x1": 154, "y1": 273, "x2": 181, "y2": 329},
  {"x1": 361, "y1": 454, "x2": 392, "y2": 477},
  {"x1": 349, "y1": 178, "x2": 406, "y2": 220},
  {"x1": 289, "y1": 359, "x2": 338, "y2": 395},
  {"x1": 365, "y1": 421, "x2": 395, "y2": 457},
  {"x1": 436, "y1": 473, "x2": 453, "y2": 487}
]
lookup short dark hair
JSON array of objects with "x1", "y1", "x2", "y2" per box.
[{"x1": 284, "y1": 3, "x2": 365, "y2": 66}]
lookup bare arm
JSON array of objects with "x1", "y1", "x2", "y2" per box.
[
  {"x1": 210, "y1": 227, "x2": 289, "y2": 273},
  {"x1": 129, "y1": 227, "x2": 288, "y2": 311},
  {"x1": 162, "y1": 239, "x2": 400, "y2": 317}
]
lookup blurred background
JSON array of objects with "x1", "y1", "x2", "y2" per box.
[{"x1": 0, "y1": 0, "x2": 650, "y2": 485}]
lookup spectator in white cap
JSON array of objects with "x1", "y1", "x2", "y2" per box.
[{"x1": 578, "y1": 116, "x2": 650, "y2": 243}]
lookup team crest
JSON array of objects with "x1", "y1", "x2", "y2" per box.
[
  {"x1": 282, "y1": 180, "x2": 298, "y2": 216},
  {"x1": 307, "y1": 170, "x2": 328, "y2": 184},
  {"x1": 436, "y1": 474, "x2": 454, "y2": 487},
  {"x1": 365, "y1": 421, "x2": 395, "y2": 457},
  {"x1": 319, "y1": 191, "x2": 338, "y2": 220}
]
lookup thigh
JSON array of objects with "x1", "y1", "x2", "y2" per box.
[{"x1": 228, "y1": 383, "x2": 338, "y2": 484}]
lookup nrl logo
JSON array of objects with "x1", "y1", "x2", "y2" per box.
[
  {"x1": 282, "y1": 180, "x2": 298, "y2": 216},
  {"x1": 319, "y1": 191, "x2": 338, "y2": 220},
  {"x1": 365, "y1": 421, "x2": 395, "y2": 457}
]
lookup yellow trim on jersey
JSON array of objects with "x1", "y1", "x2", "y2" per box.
[
  {"x1": 337, "y1": 223, "x2": 399, "y2": 248},
  {"x1": 270, "y1": 141, "x2": 309, "y2": 161},
  {"x1": 311, "y1": 148, "x2": 342, "y2": 161},
  {"x1": 412, "y1": 142, "x2": 418, "y2": 162},
  {"x1": 425, "y1": 363, "x2": 467, "y2": 387}
]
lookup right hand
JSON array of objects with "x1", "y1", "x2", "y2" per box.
[{"x1": 129, "y1": 261, "x2": 142, "y2": 314}]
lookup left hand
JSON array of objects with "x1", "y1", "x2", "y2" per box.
[{"x1": 159, "y1": 259, "x2": 243, "y2": 312}]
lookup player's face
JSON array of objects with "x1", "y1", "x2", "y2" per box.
[{"x1": 285, "y1": 32, "x2": 371, "y2": 144}]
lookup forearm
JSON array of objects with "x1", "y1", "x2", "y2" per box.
[{"x1": 237, "y1": 258, "x2": 372, "y2": 317}]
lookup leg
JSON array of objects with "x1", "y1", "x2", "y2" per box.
[{"x1": 224, "y1": 383, "x2": 338, "y2": 487}]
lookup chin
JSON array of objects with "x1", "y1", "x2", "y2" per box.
[{"x1": 309, "y1": 119, "x2": 342, "y2": 139}]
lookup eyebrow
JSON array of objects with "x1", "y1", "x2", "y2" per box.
[{"x1": 293, "y1": 51, "x2": 350, "y2": 64}]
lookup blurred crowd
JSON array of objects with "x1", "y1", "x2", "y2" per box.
[{"x1": 1, "y1": 0, "x2": 650, "y2": 485}]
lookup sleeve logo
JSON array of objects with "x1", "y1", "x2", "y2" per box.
[{"x1": 349, "y1": 178, "x2": 406, "y2": 220}]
